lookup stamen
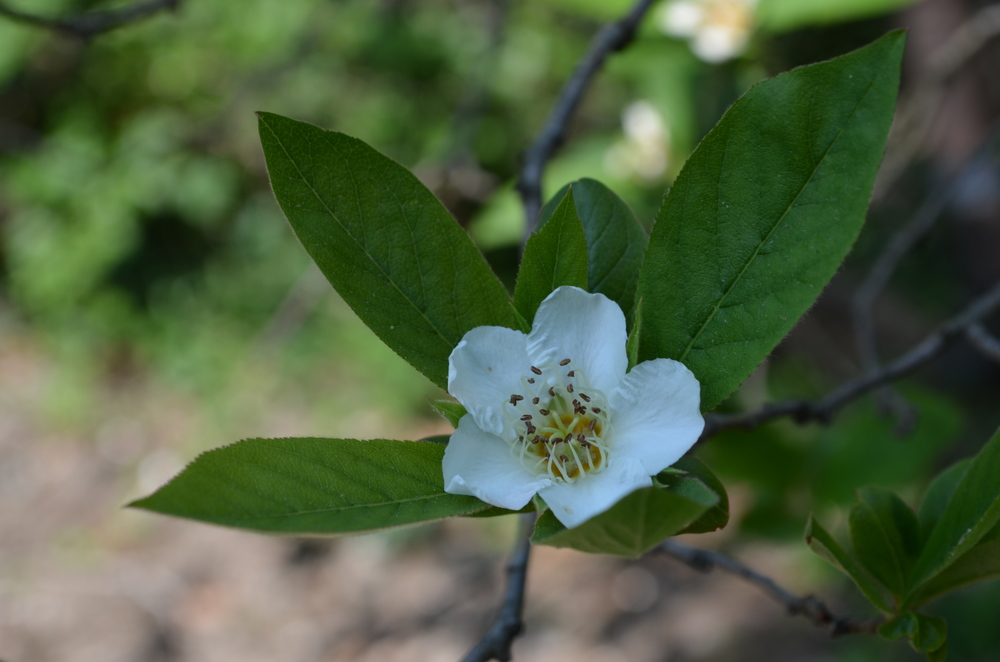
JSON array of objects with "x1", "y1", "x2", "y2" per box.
[
  {"x1": 531, "y1": 397, "x2": 539, "y2": 405},
  {"x1": 530, "y1": 366, "x2": 542, "y2": 375},
  {"x1": 567, "y1": 370, "x2": 575, "y2": 377},
  {"x1": 592, "y1": 407, "x2": 602, "y2": 414},
  {"x1": 538, "y1": 408, "x2": 550, "y2": 416},
  {"x1": 566, "y1": 384, "x2": 574, "y2": 393},
  {"x1": 548, "y1": 387, "x2": 556, "y2": 397},
  {"x1": 559, "y1": 358, "x2": 571, "y2": 366},
  {"x1": 520, "y1": 414, "x2": 533, "y2": 421},
  {"x1": 527, "y1": 378, "x2": 535, "y2": 384},
  {"x1": 579, "y1": 393, "x2": 591, "y2": 402},
  {"x1": 510, "y1": 394, "x2": 523, "y2": 405}
]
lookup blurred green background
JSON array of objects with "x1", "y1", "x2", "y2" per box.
[{"x1": 1, "y1": 0, "x2": 999, "y2": 660}]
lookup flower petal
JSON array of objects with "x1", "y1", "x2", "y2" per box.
[
  {"x1": 527, "y1": 287, "x2": 627, "y2": 395},
  {"x1": 443, "y1": 416, "x2": 551, "y2": 511},
  {"x1": 539, "y1": 456, "x2": 652, "y2": 529},
  {"x1": 448, "y1": 325, "x2": 530, "y2": 437},
  {"x1": 608, "y1": 358, "x2": 704, "y2": 475}
]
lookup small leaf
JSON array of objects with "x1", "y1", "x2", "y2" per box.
[
  {"x1": 538, "y1": 179, "x2": 648, "y2": 326},
  {"x1": 659, "y1": 455, "x2": 729, "y2": 534},
  {"x1": 532, "y1": 480, "x2": 717, "y2": 558},
  {"x1": 638, "y1": 32, "x2": 905, "y2": 411},
  {"x1": 849, "y1": 486, "x2": 922, "y2": 597},
  {"x1": 514, "y1": 187, "x2": 589, "y2": 323},
  {"x1": 430, "y1": 400, "x2": 467, "y2": 428},
  {"x1": 878, "y1": 611, "x2": 947, "y2": 653},
  {"x1": 917, "y1": 459, "x2": 970, "y2": 542},
  {"x1": 258, "y1": 113, "x2": 523, "y2": 389},
  {"x1": 130, "y1": 437, "x2": 488, "y2": 534},
  {"x1": 805, "y1": 514, "x2": 893, "y2": 612},
  {"x1": 909, "y1": 426, "x2": 1000, "y2": 591}
]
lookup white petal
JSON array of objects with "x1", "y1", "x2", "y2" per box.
[
  {"x1": 608, "y1": 359, "x2": 704, "y2": 475},
  {"x1": 443, "y1": 416, "x2": 551, "y2": 511},
  {"x1": 527, "y1": 286, "x2": 627, "y2": 395},
  {"x1": 657, "y1": 1, "x2": 703, "y2": 37},
  {"x1": 448, "y1": 325, "x2": 530, "y2": 437},
  {"x1": 539, "y1": 456, "x2": 651, "y2": 529}
]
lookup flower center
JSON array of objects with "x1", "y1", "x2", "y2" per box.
[{"x1": 505, "y1": 357, "x2": 611, "y2": 484}]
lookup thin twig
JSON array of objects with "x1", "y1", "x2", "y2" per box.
[
  {"x1": 852, "y1": 126, "x2": 1000, "y2": 428},
  {"x1": 966, "y1": 323, "x2": 1000, "y2": 365},
  {"x1": 0, "y1": 0, "x2": 180, "y2": 39},
  {"x1": 461, "y1": 512, "x2": 536, "y2": 662},
  {"x1": 656, "y1": 540, "x2": 883, "y2": 637},
  {"x1": 516, "y1": 0, "x2": 656, "y2": 237},
  {"x1": 705, "y1": 280, "x2": 1000, "y2": 438}
]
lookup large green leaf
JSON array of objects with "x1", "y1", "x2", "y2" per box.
[
  {"x1": 531, "y1": 476, "x2": 717, "y2": 558},
  {"x1": 909, "y1": 519, "x2": 1000, "y2": 607},
  {"x1": 805, "y1": 514, "x2": 893, "y2": 612},
  {"x1": 514, "y1": 188, "x2": 589, "y2": 323},
  {"x1": 637, "y1": 32, "x2": 904, "y2": 411},
  {"x1": 849, "y1": 486, "x2": 922, "y2": 597},
  {"x1": 539, "y1": 179, "x2": 648, "y2": 326},
  {"x1": 258, "y1": 113, "x2": 523, "y2": 389},
  {"x1": 130, "y1": 438, "x2": 488, "y2": 534},
  {"x1": 917, "y1": 460, "x2": 971, "y2": 542},
  {"x1": 909, "y1": 426, "x2": 1000, "y2": 593}
]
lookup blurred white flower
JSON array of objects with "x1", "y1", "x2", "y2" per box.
[
  {"x1": 657, "y1": 0, "x2": 757, "y2": 63},
  {"x1": 604, "y1": 100, "x2": 670, "y2": 181},
  {"x1": 443, "y1": 286, "x2": 703, "y2": 529}
]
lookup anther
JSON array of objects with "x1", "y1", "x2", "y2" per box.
[
  {"x1": 548, "y1": 387, "x2": 556, "y2": 397},
  {"x1": 589, "y1": 419, "x2": 597, "y2": 431},
  {"x1": 527, "y1": 378, "x2": 535, "y2": 384},
  {"x1": 559, "y1": 454, "x2": 570, "y2": 463},
  {"x1": 566, "y1": 384, "x2": 574, "y2": 393},
  {"x1": 520, "y1": 414, "x2": 533, "y2": 421},
  {"x1": 530, "y1": 366, "x2": 542, "y2": 375},
  {"x1": 526, "y1": 423, "x2": 536, "y2": 434},
  {"x1": 579, "y1": 393, "x2": 591, "y2": 402},
  {"x1": 559, "y1": 358, "x2": 571, "y2": 366},
  {"x1": 538, "y1": 408, "x2": 550, "y2": 416},
  {"x1": 567, "y1": 370, "x2": 575, "y2": 377},
  {"x1": 551, "y1": 437, "x2": 563, "y2": 444},
  {"x1": 531, "y1": 397, "x2": 539, "y2": 405},
  {"x1": 510, "y1": 394, "x2": 524, "y2": 405},
  {"x1": 592, "y1": 407, "x2": 602, "y2": 414}
]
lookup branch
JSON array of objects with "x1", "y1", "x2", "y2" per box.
[
  {"x1": 656, "y1": 540, "x2": 882, "y2": 637},
  {"x1": 705, "y1": 279, "x2": 1000, "y2": 438},
  {"x1": 461, "y1": 512, "x2": 536, "y2": 662},
  {"x1": 0, "y1": 0, "x2": 180, "y2": 39},
  {"x1": 516, "y1": 0, "x2": 656, "y2": 236},
  {"x1": 967, "y1": 323, "x2": 1000, "y2": 365}
]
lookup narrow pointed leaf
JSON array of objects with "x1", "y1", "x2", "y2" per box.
[
  {"x1": 805, "y1": 514, "x2": 893, "y2": 611},
  {"x1": 849, "y1": 486, "x2": 922, "y2": 597},
  {"x1": 258, "y1": 112, "x2": 522, "y2": 389},
  {"x1": 430, "y1": 400, "x2": 467, "y2": 428},
  {"x1": 532, "y1": 478, "x2": 717, "y2": 558},
  {"x1": 539, "y1": 179, "x2": 648, "y2": 326},
  {"x1": 638, "y1": 32, "x2": 904, "y2": 410},
  {"x1": 130, "y1": 437, "x2": 488, "y2": 534},
  {"x1": 918, "y1": 459, "x2": 970, "y2": 541},
  {"x1": 910, "y1": 426, "x2": 1000, "y2": 590},
  {"x1": 909, "y1": 519, "x2": 1000, "y2": 606},
  {"x1": 514, "y1": 188, "x2": 589, "y2": 323}
]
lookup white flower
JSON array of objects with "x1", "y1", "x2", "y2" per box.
[
  {"x1": 442, "y1": 286, "x2": 704, "y2": 529},
  {"x1": 657, "y1": 0, "x2": 757, "y2": 63},
  {"x1": 604, "y1": 100, "x2": 671, "y2": 181}
]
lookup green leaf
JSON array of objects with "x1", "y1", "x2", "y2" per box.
[
  {"x1": 258, "y1": 113, "x2": 523, "y2": 389},
  {"x1": 626, "y1": 296, "x2": 643, "y2": 369},
  {"x1": 532, "y1": 479, "x2": 717, "y2": 558},
  {"x1": 849, "y1": 486, "x2": 922, "y2": 597},
  {"x1": 805, "y1": 514, "x2": 893, "y2": 612},
  {"x1": 463, "y1": 503, "x2": 536, "y2": 518},
  {"x1": 637, "y1": 32, "x2": 904, "y2": 411},
  {"x1": 430, "y1": 400, "x2": 467, "y2": 428},
  {"x1": 909, "y1": 520, "x2": 1000, "y2": 606},
  {"x1": 910, "y1": 426, "x2": 1000, "y2": 591},
  {"x1": 660, "y1": 455, "x2": 729, "y2": 534},
  {"x1": 130, "y1": 437, "x2": 488, "y2": 534},
  {"x1": 878, "y1": 612, "x2": 947, "y2": 653},
  {"x1": 539, "y1": 179, "x2": 648, "y2": 326},
  {"x1": 514, "y1": 187, "x2": 589, "y2": 324},
  {"x1": 918, "y1": 460, "x2": 971, "y2": 542},
  {"x1": 758, "y1": 0, "x2": 921, "y2": 33}
]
